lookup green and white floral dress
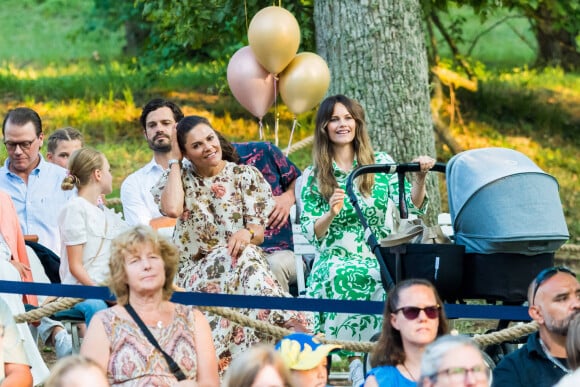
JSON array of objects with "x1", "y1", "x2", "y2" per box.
[{"x1": 300, "y1": 152, "x2": 426, "y2": 355}]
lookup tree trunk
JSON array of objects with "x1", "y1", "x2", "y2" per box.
[
  {"x1": 314, "y1": 0, "x2": 441, "y2": 221},
  {"x1": 526, "y1": 2, "x2": 580, "y2": 70},
  {"x1": 123, "y1": 20, "x2": 150, "y2": 57}
]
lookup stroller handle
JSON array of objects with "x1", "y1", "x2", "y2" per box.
[
  {"x1": 345, "y1": 162, "x2": 446, "y2": 291},
  {"x1": 346, "y1": 162, "x2": 446, "y2": 214}
]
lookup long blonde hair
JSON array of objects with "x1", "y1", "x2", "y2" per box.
[
  {"x1": 312, "y1": 95, "x2": 376, "y2": 201},
  {"x1": 61, "y1": 148, "x2": 104, "y2": 190}
]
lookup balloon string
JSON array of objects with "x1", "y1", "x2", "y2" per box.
[
  {"x1": 258, "y1": 119, "x2": 264, "y2": 140},
  {"x1": 286, "y1": 117, "x2": 298, "y2": 157},
  {"x1": 274, "y1": 75, "x2": 279, "y2": 147},
  {"x1": 244, "y1": 0, "x2": 248, "y2": 32}
]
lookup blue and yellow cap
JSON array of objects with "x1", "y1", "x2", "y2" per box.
[{"x1": 275, "y1": 333, "x2": 342, "y2": 371}]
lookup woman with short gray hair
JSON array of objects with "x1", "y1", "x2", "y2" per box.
[{"x1": 419, "y1": 335, "x2": 491, "y2": 386}]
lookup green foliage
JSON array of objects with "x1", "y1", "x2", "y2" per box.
[
  {"x1": 136, "y1": 0, "x2": 314, "y2": 70},
  {"x1": 456, "y1": 0, "x2": 580, "y2": 69},
  {"x1": 0, "y1": 0, "x2": 123, "y2": 65}
]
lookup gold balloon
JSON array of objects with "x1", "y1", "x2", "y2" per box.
[
  {"x1": 248, "y1": 6, "x2": 301, "y2": 74},
  {"x1": 279, "y1": 52, "x2": 331, "y2": 115}
]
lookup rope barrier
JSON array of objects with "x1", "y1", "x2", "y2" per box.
[
  {"x1": 473, "y1": 321, "x2": 538, "y2": 347},
  {"x1": 11, "y1": 292, "x2": 537, "y2": 353},
  {"x1": 283, "y1": 134, "x2": 314, "y2": 155},
  {"x1": 560, "y1": 244, "x2": 580, "y2": 253},
  {"x1": 14, "y1": 297, "x2": 83, "y2": 324}
]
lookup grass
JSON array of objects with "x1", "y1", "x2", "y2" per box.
[{"x1": 0, "y1": 0, "x2": 123, "y2": 65}]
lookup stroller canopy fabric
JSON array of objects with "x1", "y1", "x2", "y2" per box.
[{"x1": 446, "y1": 147, "x2": 569, "y2": 255}]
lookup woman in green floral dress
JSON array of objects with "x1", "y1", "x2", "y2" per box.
[{"x1": 300, "y1": 94, "x2": 435, "y2": 386}]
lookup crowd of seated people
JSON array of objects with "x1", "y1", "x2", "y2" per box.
[
  {"x1": 1, "y1": 99, "x2": 577, "y2": 387},
  {"x1": 0, "y1": 101, "x2": 309, "y2": 384}
]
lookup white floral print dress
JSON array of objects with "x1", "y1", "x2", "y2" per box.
[{"x1": 152, "y1": 161, "x2": 309, "y2": 373}]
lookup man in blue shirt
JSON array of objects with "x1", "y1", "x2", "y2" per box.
[
  {"x1": 0, "y1": 107, "x2": 74, "y2": 255},
  {"x1": 493, "y1": 266, "x2": 580, "y2": 386},
  {"x1": 0, "y1": 107, "x2": 74, "y2": 359}
]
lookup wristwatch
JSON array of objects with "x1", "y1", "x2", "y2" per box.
[{"x1": 167, "y1": 159, "x2": 180, "y2": 170}]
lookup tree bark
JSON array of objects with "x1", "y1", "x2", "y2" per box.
[
  {"x1": 314, "y1": 0, "x2": 441, "y2": 221},
  {"x1": 525, "y1": 2, "x2": 580, "y2": 70}
]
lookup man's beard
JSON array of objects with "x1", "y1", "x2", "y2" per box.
[
  {"x1": 545, "y1": 310, "x2": 579, "y2": 336},
  {"x1": 148, "y1": 137, "x2": 172, "y2": 153}
]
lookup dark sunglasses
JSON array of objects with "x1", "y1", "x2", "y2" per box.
[
  {"x1": 532, "y1": 266, "x2": 576, "y2": 305},
  {"x1": 394, "y1": 305, "x2": 441, "y2": 320}
]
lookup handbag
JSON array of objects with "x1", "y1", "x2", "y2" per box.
[
  {"x1": 124, "y1": 304, "x2": 187, "y2": 381},
  {"x1": 379, "y1": 217, "x2": 463, "y2": 301}
]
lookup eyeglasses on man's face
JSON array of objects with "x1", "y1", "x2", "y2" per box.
[
  {"x1": 532, "y1": 266, "x2": 576, "y2": 305},
  {"x1": 433, "y1": 365, "x2": 490, "y2": 383},
  {"x1": 4, "y1": 137, "x2": 38, "y2": 151},
  {"x1": 394, "y1": 305, "x2": 441, "y2": 320}
]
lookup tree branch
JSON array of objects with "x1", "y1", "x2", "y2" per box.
[
  {"x1": 467, "y1": 15, "x2": 529, "y2": 55},
  {"x1": 430, "y1": 10, "x2": 475, "y2": 80}
]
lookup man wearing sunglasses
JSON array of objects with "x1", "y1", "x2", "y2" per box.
[{"x1": 492, "y1": 266, "x2": 580, "y2": 387}]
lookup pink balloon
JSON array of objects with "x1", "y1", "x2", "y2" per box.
[{"x1": 227, "y1": 46, "x2": 276, "y2": 119}]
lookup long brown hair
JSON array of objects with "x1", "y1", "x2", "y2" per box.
[
  {"x1": 311, "y1": 95, "x2": 376, "y2": 201},
  {"x1": 370, "y1": 279, "x2": 449, "y2": 368}
]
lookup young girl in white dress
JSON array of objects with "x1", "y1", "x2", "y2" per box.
[{"x1": 58, "y1": 148, "x2": 128, "y2": 325}]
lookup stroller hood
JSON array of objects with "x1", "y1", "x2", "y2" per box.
[{"x1": 446, "y1": 147, "x2": 569, "y2": 255}]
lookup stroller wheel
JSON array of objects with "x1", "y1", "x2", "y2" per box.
[
  {"x1": 483, "y1": 340, "x2": 519, "y2": 368},
  {"x1": 481, "y1": 349, "x2": 497, "y2": 371}
]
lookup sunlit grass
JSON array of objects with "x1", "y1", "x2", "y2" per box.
[{"x1": 0, "y1": 0, "x2": 123, "y2": 65}]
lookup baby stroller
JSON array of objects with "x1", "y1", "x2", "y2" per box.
[
  {"x1": 346, "y1": 162, "x2": 465, "y2": 301},
  {"x1": 347, "y1": 147, "x2": 569, "y2": 302},
  {"x1": 348, "y1": 147, "x2": 570, "y2": 368},
  {"x1": 447, "y1": 147, "x2": 569, "y2": 303}
]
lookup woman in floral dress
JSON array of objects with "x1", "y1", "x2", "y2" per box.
[
  {"x1": 300, "y1": 95, "x2": 435, "y2": 386},
  {"x1": 152, "y1": 115, "x2": 308, "y2": 374}
]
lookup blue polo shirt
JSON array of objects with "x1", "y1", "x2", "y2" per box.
[
  {"x1": 0, "y1": 156, "x2": 74, "y2": 255},
  {"x1": 492, "y1": 332, "x2": 568, "y2": 387}
]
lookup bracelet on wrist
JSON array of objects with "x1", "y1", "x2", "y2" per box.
[
  {"x1": 246, "y1": 227, "x2": 255, "y2": 241},
  {"x1": 167, "y1": 159, "x2": 180, "y2": 171}
]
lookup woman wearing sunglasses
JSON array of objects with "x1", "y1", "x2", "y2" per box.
[{"x1": 364, "y1": 279, "x2": 448, "y2": 386}]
